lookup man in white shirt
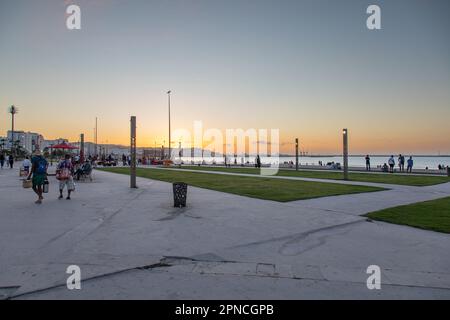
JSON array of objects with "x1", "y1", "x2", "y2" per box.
[
  {"x1": 388, "y1": 156, "x2": 395, "y2": 173},
  {"x1": 22, "y1": 156, "x2": 32, "y2": 174}
]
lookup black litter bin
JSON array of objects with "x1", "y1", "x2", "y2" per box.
[{"x1": 173, "y1": 182, "x2": 188, "y2": 207}]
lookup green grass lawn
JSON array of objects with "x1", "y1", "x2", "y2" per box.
[
  {"x1": 172, "y1": 166, "x2": 450, "y2": 186},
  {"x1": 366, "y1": 197, "x2": 450, "y2": 233},
  {"x1": 99, "y1": 167, "x2": 384, "y2": 202}
]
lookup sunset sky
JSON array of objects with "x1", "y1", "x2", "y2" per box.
[{"x1": 1, "y1": 0, "x2": 449, "y2": 154}]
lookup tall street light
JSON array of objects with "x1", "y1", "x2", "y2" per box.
[
  {"x1": 50, "y1": 143, "x2": 54, "y2": 166},
  {"x1": 167, "y1": 90, "x2": 172, "y2": 160},
  {"x1": 9, "y1": 105, "x2": 18, "y2": 155},
  {"x1": 130, "y1": 116, "x2": 137, "y2": 188},
  {"x1": 343, "y1": 128, "x2": 349, "y2": 180}
]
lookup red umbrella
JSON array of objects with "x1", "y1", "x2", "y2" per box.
[{"x1": 51, "y1": 142, "x2": 79, "y2": 150}]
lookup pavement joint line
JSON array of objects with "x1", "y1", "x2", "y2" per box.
[
  {"x1": 11, "y1": 262, "x2": 450, "y2": 299},
  {"x1": 7, "y1": 258, "x2": 169, "y2": 300},
  {"x1": 280, "y1": 202, "x2": 365, "y2": 216},
  {"x1": 227, "y1": 219, "x2": 367, "y2": 250},
  {"x1": 8, "y1": 252, "x2": 450, "y2": 299},
  {"x1": 142, "y1": 268, "x2": 450, "y2": 291}
]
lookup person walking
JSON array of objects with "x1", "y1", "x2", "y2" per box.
[
  {"x1": 256, "y1": 155, "x2": 261, "y2": 169},
  {"x1": 8, "y1": 154, "x2": 14, "y2": 169},
  {"x1": 365, "y1": 155, "x2": 371, "y2": 171},
  {"x1": 388, "y1": 155, "x2": 395, "y2": 173},
  {"x1": 407, "y1": 156, "x2": 413, "y2": 173},
  {"x1": 56, "y1": 154, "x2": 75, "y2": 200},
  {"x1": 398, "y1": 154, "x2": 405, "y2": 172},
  {"x1": 22, "y1": 156, "x2": 32, "y2": 175},
  {"x1": 0, "y1": 153, "x2": 5, "y2": 169},
  {"x1": 27, "y1": 150, "x2": 48, "y2": 204}
]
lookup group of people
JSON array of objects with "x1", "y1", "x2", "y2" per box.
[
  {"x1": 0, "y1": 153, "x2": 15, "y2": 169},
  {"x1": 365, "y1": 154, "x2": 414, "y2": 173},
  {"x1": 25, "y1": 150, "x2": 93, "y2": 204}
]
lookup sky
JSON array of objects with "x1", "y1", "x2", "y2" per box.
[{"x1": 0, "y1": 0, "x2": 449, "y2": 155}]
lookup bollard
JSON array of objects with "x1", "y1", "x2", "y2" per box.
[{"x1": 173, "y1": 182, "x2": 188, "y2": 207}]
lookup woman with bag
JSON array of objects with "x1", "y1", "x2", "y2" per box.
[{"x1": 56, "y1": 154, "x2": 75, "y2": 200}]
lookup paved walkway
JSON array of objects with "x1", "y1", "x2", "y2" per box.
[{"x1": 0, "y1": 166, "x2": 449, "y2": 299}]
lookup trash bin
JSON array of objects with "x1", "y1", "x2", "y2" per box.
[
  {"x1": 447, "y1": 167, "x2": 450, "y2": 177},
  {"x1": 173, "y1": 182, "x2": 188, "y2": 207}
]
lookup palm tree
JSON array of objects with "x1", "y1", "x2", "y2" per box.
[{"x1": 9, "y1": 105, "x2": 18, "y2": 154}]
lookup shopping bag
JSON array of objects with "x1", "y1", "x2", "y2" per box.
[{"x1": 22, "y1": 179, "x2": 32, "y2": 189}]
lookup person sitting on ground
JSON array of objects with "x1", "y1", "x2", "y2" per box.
[{"x1": 382, "y1": 163, "x2": 389, "y2": 172}]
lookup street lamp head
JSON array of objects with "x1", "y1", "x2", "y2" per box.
[
  {"x1": 167, "y1": 90, "x2": 171, "y2": 94},
  {"x1": 9, "y1": 105, "x2": 18, "y2": 114},
  {"x1": 343, "y1": 128, "x2": 348, "y2": 135}
]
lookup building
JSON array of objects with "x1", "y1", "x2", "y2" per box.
[{"x1": 6, "y1": 130, "x2": 44, "y2": 154}]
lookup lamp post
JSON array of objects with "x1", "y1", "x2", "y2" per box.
[
  {"x1": 80, "y1": 133, "x2": 85, "y2": 163},
  {"x1": 9, "y1": 105, "x2": 18, "y2": 155},
  {"x1": 167, "y1": 90, "x2": 172, "y2": 160},
  {"x1": 343, "y1": 128, "x2": 349, "y2": 180},
  {"x1": 162, "y1": 140, "x2": 165, "y2": 159},
  {"x1": 295, "y1": 138, "x2": 299, "y2": 171},
  {"x1": 130, "y1": 116, "x2": 137, "y2": 188},
  {"x1": 50, "y1": 143, "x2": 54, "y2": 166},
  {"x1": 94, "y1": 117, "x2": 98, "y2": 158}
]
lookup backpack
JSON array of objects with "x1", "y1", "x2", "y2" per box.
[{"x1": 36, "y1": 157, "x2": 47, "y2": 174}]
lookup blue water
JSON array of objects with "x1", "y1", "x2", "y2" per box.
[{"x1": 179, "y1": 155, "x2": 450, "y2": 170}]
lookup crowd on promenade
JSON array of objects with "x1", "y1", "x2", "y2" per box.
[{"x1": 17, "y1": 150, "x2": 94, "y2": 204}]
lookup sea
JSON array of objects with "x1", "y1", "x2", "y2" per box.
[{"x1": 179, "y1": 155, "x2": 450, "y2": 170}]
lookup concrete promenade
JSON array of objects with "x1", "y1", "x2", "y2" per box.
[{"x1": 0, "y1": 165, "x2": 449, "y2": 299}]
